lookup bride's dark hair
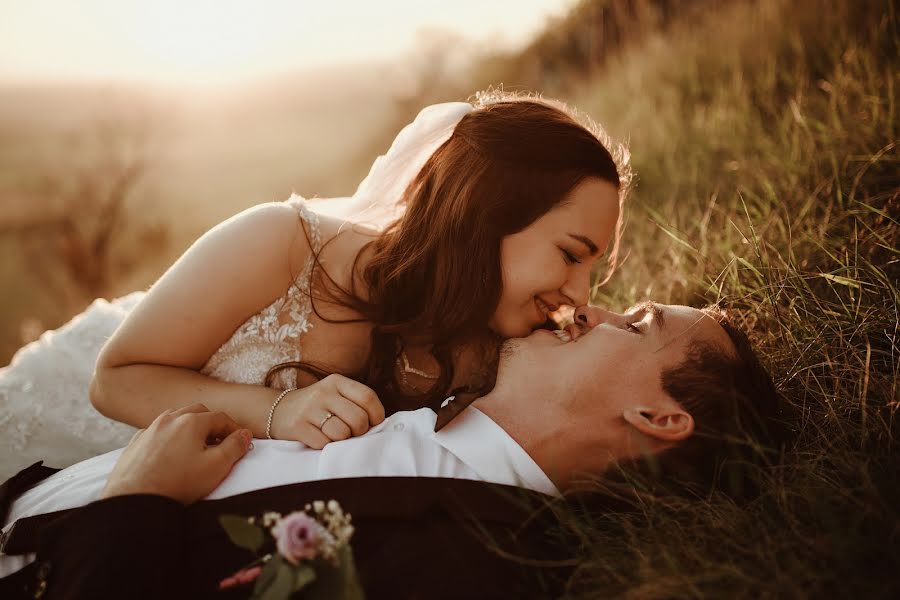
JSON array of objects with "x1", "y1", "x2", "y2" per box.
[{"x1": 267, "y1": 91, "x2": 632, "y2": 414}]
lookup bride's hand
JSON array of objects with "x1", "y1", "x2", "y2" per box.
[{"x1": 271, "y1": 374, "x2": 385, "y2": 448}]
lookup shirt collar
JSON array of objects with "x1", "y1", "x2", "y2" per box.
[{"x1": 432, "y1": 407, "x2": 560, "y2": 497}]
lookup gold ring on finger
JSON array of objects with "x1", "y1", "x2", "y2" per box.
[{"x1": 318, "y1": 412, "x2": 335, "y2": 430}]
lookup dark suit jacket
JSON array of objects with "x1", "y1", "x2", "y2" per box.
[{"x1": 0, "y1": 462, "x2": 573, "y2": 599}]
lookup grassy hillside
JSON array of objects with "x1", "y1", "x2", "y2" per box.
[{"x1": 516, "y1": 0, "x2": 898, "y2": 597}]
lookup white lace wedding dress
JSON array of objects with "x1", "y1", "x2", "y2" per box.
[{"x1": 0, "y1": 197, "x2": 323, "y2": 480}]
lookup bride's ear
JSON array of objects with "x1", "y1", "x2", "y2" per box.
[{"x1": 622, "y1": 406, "x2": 694, "y2": 443}]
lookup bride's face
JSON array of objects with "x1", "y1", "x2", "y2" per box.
[{"x1": 489, "y1": 177, "x2": 620, "y2": 338}]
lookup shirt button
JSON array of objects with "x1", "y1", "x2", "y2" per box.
[
  {"x1": 36, "y1": 560, "x2": 52, "y2": 579},
  {"x1": 34, "y1": 560, "x2": 52, "y2": 598},
  {"x1": 393, "y1": 422, "x2": 405, "y2": 432}
]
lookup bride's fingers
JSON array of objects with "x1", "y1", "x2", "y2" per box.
[
  {"x1": 296, "y1": 422, "x2": 332, "y2": 450},
  {"x1": 320, "y1": 413, "x2": 352, "y2": 442},
  {"x1": 332, "y1": 376, "x2": 385, "y2": 425},
  {"x1": 327, "y1": 396, "x2": 371, "y2": 437}
]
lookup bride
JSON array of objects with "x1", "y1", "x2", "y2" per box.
[{"x1": 0, "y1": 90, "x2": 631, "y2": 478}]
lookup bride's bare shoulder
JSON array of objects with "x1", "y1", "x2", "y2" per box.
[
  {"x1": 307, "y1": 213, "x2": 380, "y2": 293},
  {"x1": 224, "y1": 201, "x2": 379, "y2": 277},
  {"x1": 311, "y1": 209, "x2": 378, "y2": 251}
]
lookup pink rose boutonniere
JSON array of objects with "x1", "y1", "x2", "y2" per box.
[
  {"x1": 272, "y1": 512, "x2": 319, "y2": 564},
  {"x1": 218, "y1": 500, "x2": 363, "y2": 600}
]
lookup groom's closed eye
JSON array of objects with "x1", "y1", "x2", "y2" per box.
[{"x1": 626, "y1": 301, "x2": 666, "y2": 332}]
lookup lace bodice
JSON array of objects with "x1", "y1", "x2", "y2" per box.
[{"x1": 200, "y1": 196, "x2": 322, "y2": 389}]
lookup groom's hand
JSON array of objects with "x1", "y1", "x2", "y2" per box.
[{"x1": 101, "y1": 403, "x2": 253, "y2": 505}]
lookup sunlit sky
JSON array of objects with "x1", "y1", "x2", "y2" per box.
[{"x1": 0, "y1": 0, "x2": 577, "y2": 85}]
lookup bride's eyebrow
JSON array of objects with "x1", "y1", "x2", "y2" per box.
[{"x1": 567, "y1": 233, "x2": 599, "y2": 255}]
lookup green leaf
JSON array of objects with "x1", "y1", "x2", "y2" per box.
[
  {"x1": 292, "y1": 563, "x2": 317, "y2": 592},
  {"x1": 219, "y1": 515, "x2": 265, "y2": 553},
  {"x1": 338, "y1": 546, "x2": 366, "y2": 600},
  {"x1": 252, "y1": 555, "x2": 294, "y2": 600},
  {"x1": 304, "y1": 547, "x2": 365, "y2": 600},
  {"x1": 250, "y1": 560, "x2": 279, "y2": 599}
]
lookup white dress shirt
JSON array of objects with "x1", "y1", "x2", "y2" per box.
[{"x1": 1, "y1": 407, "x2": 557, "y2": 577}]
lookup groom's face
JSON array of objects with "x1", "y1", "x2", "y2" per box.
[{"x1": 499, "y1": 302, "x2": 735, "y2": 412}]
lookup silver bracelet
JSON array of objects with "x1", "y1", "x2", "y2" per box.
[{"x1": 266, "y1": 387, "x2": 298, "y2": 440}]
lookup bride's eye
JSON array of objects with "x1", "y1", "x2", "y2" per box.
[
  {"x1": 561, "y1": 248, "x2": 582, "y2": 265},
  {"x1": 626, "y1": 322, "x2": 642, "y2": 333}
]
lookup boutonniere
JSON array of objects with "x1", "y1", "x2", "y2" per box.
[{"x1": 218, "y1": 500, "x2": 364, "y2": 599}]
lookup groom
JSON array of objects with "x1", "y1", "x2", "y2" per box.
[{"x1": 0, "y1": 303, "x2": 787, "y2": 599}]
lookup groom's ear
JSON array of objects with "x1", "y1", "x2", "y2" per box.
[{"x1": 622, "y1": 405, "x2": 694, "y2": 443}]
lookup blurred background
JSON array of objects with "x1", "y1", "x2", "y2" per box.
[{"x1": 2, "y1": 0, "x2": 584, "y2": 364}]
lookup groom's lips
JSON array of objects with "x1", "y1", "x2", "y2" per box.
[{"x1": 552, "y1": 323, "x2": 584, "y2": 343}]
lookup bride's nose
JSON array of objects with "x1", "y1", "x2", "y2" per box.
[
  {"x1": 573, "y1": 305, "x2": 620, "y2": 329},
  {"x1": 560, "y1": 266, "x2": 591, "y2": 308}
]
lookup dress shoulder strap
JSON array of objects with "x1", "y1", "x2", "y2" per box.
[{"x1": 285, "y1": 194, "x2": 323, "y2": 256}]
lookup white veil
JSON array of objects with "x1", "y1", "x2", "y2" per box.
[{"x1": 307, "y1": 102, "x2": 474, "y2": 230}]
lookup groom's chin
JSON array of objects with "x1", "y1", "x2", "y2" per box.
[{"x1": 498, "y1": 338, "x2": 521, "y2": 363}]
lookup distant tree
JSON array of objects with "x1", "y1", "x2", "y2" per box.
[
  {"x1": 6, "y1": 98, "x2": 169, "y2": 314},
  {"x1": 393, "y1": 28, "x2": 475, "y2": 114}
]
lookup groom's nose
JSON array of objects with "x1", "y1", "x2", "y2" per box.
[{"x1": 573, "y1": 305, "x2": 621, "y2": 329}]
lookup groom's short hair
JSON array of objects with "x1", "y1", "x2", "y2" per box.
[{"x1": 610, "y1": 308, "x2": 793, "y2": 500}]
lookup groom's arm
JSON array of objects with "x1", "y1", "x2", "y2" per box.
[
  {"x1": 8, "y1": 404, "x2": 252, "y2": 600},
  {"x1": 33, "y1": 494, "x2": 189, "y2": 600}
]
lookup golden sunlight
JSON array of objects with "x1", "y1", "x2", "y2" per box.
[
  {"x1": 125, "y1": 2, "x2": 271, "y2": 75},
  {"x1": 0, "y1": 0, "x2": 576, "y2": 84}
]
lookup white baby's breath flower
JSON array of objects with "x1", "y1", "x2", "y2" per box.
[
  {"x1": 315, "y1": 527, "x2": 340, "y2": 564},
  {"x1": 261, "y1": 511, "x2": 282, "y2": 527},
  {"x1": 313, "y1": 500, "x2": 325, "y2": 514}
]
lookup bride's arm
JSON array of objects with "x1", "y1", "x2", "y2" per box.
[{"x1": 90, "y1": 202, "x2": 306, "y2": 438}]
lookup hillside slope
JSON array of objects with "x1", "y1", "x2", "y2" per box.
[{"x1": 496, "y1": 0, "x2": 898, "y2": 596}]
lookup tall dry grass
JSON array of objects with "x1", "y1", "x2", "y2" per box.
[{"x1": 531, "y1": 0, "x2": 899, "y2": 597}]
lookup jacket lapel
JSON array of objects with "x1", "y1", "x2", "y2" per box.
[
  {"x1": 0, "y1": 462, "x2": 60, "y2": 524},
  {"x1": 0, "y1": 461, "x2": 61, "y2": 553}
]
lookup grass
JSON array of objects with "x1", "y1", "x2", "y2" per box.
[{"x1": 517, "y1": 0, "x2": 899, "y2": 597}]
